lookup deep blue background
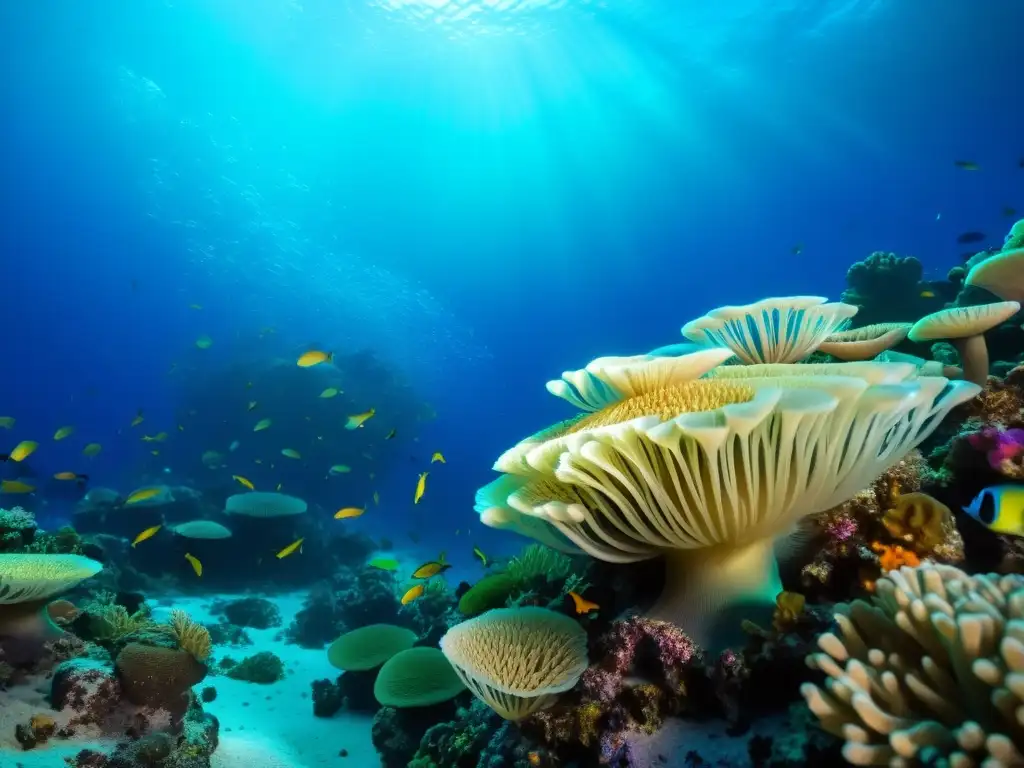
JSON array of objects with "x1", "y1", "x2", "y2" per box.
[{"x1": 1, "y1": 0, "x2": 1021, "y2": 561}]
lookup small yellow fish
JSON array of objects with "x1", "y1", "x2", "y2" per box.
[
  {"x1": 233, "y1": 475, "x2": 255, "y2": 490},
  {"x1": 125, "y1": 487, "x2": 162, "y2": 505},
  {"x1": 131, "y1": 410, "x2": 144, "y2": 427},
  {"x1": 189, "y1": 303, "x2": 202, "y2": 310},
  {"x1": 328, "y1": 464, "x2": 351, "y2": 475},
  {"x1": 401, "y1": 584, "x2": 425, "y2": 605},
  {"x1": 373, "y1": 491, "x2": 380, "y2": 506},
  {"x1": 345, "y1": 408, "x2": 376, "y2": 430},
  {"x1": 276, "y1": 482, "x2": 283, "y2": 491},
  {"x1": 247, "y1": 401, "x2": 258, "y2": 411},
  {"x1": 472, "y1": 545, "x2": 492, "y2": 568},
  {"x1": 141, "y1": 432, "x2": 169, "y2": 443},
  {"x1": 1, "y1": 480, "x2": 35, "y2": 494},
  {"x1": 82, "y1": 443, "x2": 102, "y2": 457},
  {"x1": 132, "y1": 525, "x2": 162, "y2": 547},
  {"x1": 919, "y1": 290, "x2": 936, "y2": 298},
  {"x1": 151, "y1": 450, "x2": 160, "y2": 455},
  {"x1": 385, "y1": 428, "x2": 397, "y2": 440},
  {"x1": 53, "y1": 471, "x2": 87, "y2": 483},
  {"x1": 254, "y1": 418, "x2": 272, "y2": 432},
  {"x1": 431, "y1": 452, "x2": 446, "y2": 464},
  {"x1": 276, "y1": 538, "x2": 304, "y2": 559},
  {"x1": 568, "y1": 591, "x2": 600, "y2": 615},
  {"x1": 334, "y1": 506, "x2": 365, "y2": 520},
  {"x1": 0, "y1": 417, "x2": 15, "y2": 429},
  {"x1": 414, "y1": 472, "x2": 428, "y2": 504},
  {"x1": 297, "y1": 350, "x2": 332, "y2": 368},
  {"x1": 9, "y1": 441, "x2": 38, "y2": 462},
  {"x1": 53, "y1": 426, "x2": 75, "y2": 441},
  {"x1": 184, "y1": 552, "x2": 203, "y2": 577},
  {"x1": 411, "y1": 560, "x2": 450, "y2": 579},
  {"x1": 319, "y1": 388, "x2": 339, "y2": 399},
  {"x1": 196, "y1": 334, "x2": 213, "y2": 349},
  {"x1": 281, "y1": 448, "x2": 301, "y2": 459}
]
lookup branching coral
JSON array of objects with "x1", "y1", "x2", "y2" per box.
[{"x1": 802, "y1": 564, "x2": 1024, "y2": 766}]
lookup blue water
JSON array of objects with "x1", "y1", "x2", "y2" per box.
[{"x1": 1, "y1": 0, "x2": 1022, "y2": 563}]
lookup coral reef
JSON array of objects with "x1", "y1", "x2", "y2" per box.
[
  {"x1": 841, "y1": 251, "x2": 946, "y2": 328},
  {"x1": 221, "y1": 650, "x2": 284, "y2": 683},
  {"x1": 211, "y1": 596, "x2": 281, "y2": 629}
]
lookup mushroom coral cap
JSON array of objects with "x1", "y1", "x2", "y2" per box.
[
  {"x1": 327, "y1": 624, "x2": 416, "y2": 671},
  {"x1": 0, "y1": 554, "x2": 102, "y2": 604},
  {"x1": 817, "y1": 323, "x2": 911, "y2": 361},
  {"x1": 171, "y1": 520, "x2": 232, "y2": 539},
  {"x1": 908, "y1": 301, "x2": 1020, "y2": 342},
  {"x1": 965, "y1": 247, "x2": 1024, "y2": 302},
  {"x1": 373, "y1": 647, "x2": 466, "y2": 707},
  {"x1": 680, "y1": 296, "x2": 858, "y2": 364},
  {"x1": 440, "y1": 607, "x2": 588, "y2": 698}
]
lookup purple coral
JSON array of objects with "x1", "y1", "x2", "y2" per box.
[
  {"x1": 823, "y1": 514, "x2": 858, "y2": 542},
  {"x1": 968, "y1": 426, "x2": 1024, "y2": 473}
]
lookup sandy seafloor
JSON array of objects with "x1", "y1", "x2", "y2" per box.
[{"x1": 0, "y1": 593, "x2": 378, "y2": 768}]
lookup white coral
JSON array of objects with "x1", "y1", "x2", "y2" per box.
[{"x1": 801, "y1": 563, "x2": 1024, "y2": 766}]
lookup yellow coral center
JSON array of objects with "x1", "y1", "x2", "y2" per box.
[{"x1": 568, "y1": 380, "x2": 756, "y2": 433}]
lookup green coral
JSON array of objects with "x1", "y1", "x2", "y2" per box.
[
  {"x1": 90, "y1": 604, "x2": 155, "y2": 642},
  {"x1": 25, "y1": 526, "x2": 82, "y2": 555},
  {"x1": 223, "y1": 651, "x2": 284, "y2": 684},
  {"x1": 505, "y1": 544, "x2": 573, "y2": 587}
]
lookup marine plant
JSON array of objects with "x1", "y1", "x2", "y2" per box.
[
  {"x1": 90, "y1": 603, "x2": 155, "y2": 642},
  {"x1": 160, "y1": 608, "x2": 212, "y2": 662},
  {"x1": 505, "y1": 543, "x2": 574, "y2": 587},
  {"x1": 476, "y1": 345, "x2": 977, "y2": 649}
]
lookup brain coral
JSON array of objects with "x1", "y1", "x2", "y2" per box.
[
  {"x1": 115, "y1": 643, "x2": 207, "y2": 720},
  {"x1": 373, "y1": 647, "x2": 466, "y2": 708}
]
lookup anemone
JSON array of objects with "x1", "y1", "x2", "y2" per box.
[{"x1": 476, "y1": 351, "x2": 978, "y2": 650}]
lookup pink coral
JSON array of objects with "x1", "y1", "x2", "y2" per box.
[{"x1": 967, "y1": 425, "x2": 1024, "y2": 477}]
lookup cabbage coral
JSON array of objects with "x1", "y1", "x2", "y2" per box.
[{"x1": 476, "y1": 349, "x2": 978, "y2": 649}]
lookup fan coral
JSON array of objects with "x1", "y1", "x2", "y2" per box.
[{"x1": 802, "y1": 564, "x2": 1024, "y2": 765}]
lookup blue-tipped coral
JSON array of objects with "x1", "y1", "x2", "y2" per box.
[
  {"x1": 681, "y1": 295, "x2": 858, "y2": 364},
  {"x1": 477, "y1": 350, "x2": 979, "y2": 650}
]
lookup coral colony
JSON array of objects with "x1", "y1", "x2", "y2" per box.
[{"x1": 5, "y1": 225, "x2": 1024, "y2": 766}]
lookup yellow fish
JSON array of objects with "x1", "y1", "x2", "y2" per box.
[
  {"x1": 319, "y1": 388, "x2": 339, "y2": 399},
  {"x1": 328, "y1": 464, "x2": 351, "y2": 475},
  {"x1": 345, "y1": 409, "x2": 376, "y2": 430},
  {"x1": 385, "y1": 428, "x2": 397, "y2": 440},
  {"x1": 132, "y1": 525, "x2": 162, "y2": 547},
  {"x1": 1, "y1": 480, "x2": 35, "y2": 494},
  {"x1": 373, "y1": 491, "x2": 380, "y2": 506},
  {"x1": 184, "y1": 552, "x2": 203, "y2": 577},
  {"x1": 431, "y1": 452, "x2": 446, "y2": 464},
  {"x1": 8, "y1": 441, "x2": 38, "y2": 462},
  {"x1": 142, "y1": 432, "x2": 168, "y2": 443},
  {"x1": 401, "y1": 584, "x2": 425, "y2": 605},
  {"x1": 195, "y1": 334, "x2": 213, "y2": 349},
  {"x1": 82, "y1": 443, "x2": 102, "y2": 457},
  {"x1": 233, "y1": 475, "x2": 255, "y2": 490},
  {"x1": 411, "y1": 559, "x2": 450, "y2": 579},
  {"x1": 276, "y1": 482, "x2": 283, "y2": 491},
  {"x1": 0, "y1": 417, "x2": 15, "y2": 429},
  {"x1": 151, "y1": 450, "x2": 160, "y2": 455},
  {"x1": 53, "y1": 471, "x2": 87, "y2": 483},
  {"x1": 297, "y1": 350, "x2": 332, "y2": 368},
  {"x1": 131, "y1": 410, "x2": 144, "y2": 427},
  {"x1": 281, "y1": 448, "x2": 301, "y2": 459},
  {"x1": 189, "y1": 303, "x2": 203, "y2": 310},
  {"x1": 53, "y1": 426, "x2": 75, "y2": 441},
  {"x1": 568, "y1": 591, "x2": 600, "y2": 615},
  {"x1": 472, "y1": 545, "x2": 491, "y2": 568},
  {"x1": 276, "y1": 538, "x2": 304, "y2": 559},
  {"x1": 334, "y1": 507, "x2": 365, "y2": 520},
  {"x1": 247, "y1": 401, "x2": 258, "y2": 411},
  {"x1": 919, "y1": 290, "x2": 936, "y2": 299},
  {"x1": 125, "y1": 487, "x2": 162, "y2": 505},
  {"x1": 253, "y1": 418, "x2": 272, "y2": 432},
  {"x1": 414, "y1": 472, "x2": 428, "y2": 504}
]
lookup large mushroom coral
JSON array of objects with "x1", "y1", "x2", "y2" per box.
[
  {"x1": 965, "y1": 247, "x2": 1024, "y2": 302},
  {"x1": 476, "y1": 351, "x2": 978, "y2": 650},
  {"x1": 908, "y1": 301, "x2": 1020, "y2": 386},
  {"x1": 0, "y1": 554, "x2": 102, "y2": 663},
  {"x1": 680, "y1": 296, "x2": 858, "y2": 364}
]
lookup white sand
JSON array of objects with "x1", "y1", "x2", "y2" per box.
[{"x1": 155, "y1": 593, "x2": 379, "y2": 768}]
